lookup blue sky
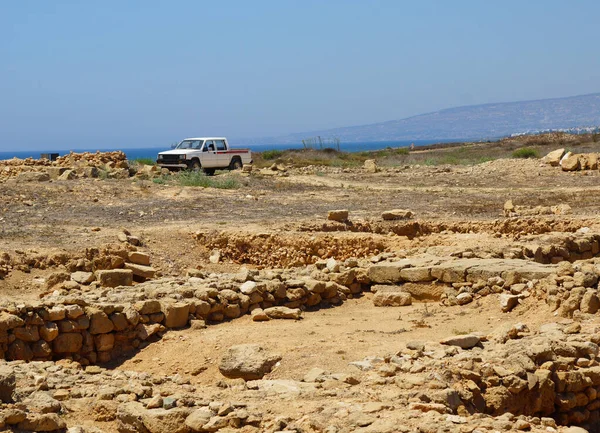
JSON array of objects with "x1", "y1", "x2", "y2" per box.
[{"x1": 1, "y1": 0, "x2": 599, "y2": 151}]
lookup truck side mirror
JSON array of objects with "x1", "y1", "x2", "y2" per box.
[{"x1": 171, "y1": 143, "x2": 177, "y2": 149}]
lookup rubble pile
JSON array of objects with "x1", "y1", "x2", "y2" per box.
[
  {"x1": 195, "y1": 231, "x2": 386, "y2": 268},
  {"x1": 543, "y1": 148, "x2": 600, "y2": 172},
  {"x1": 0, "y1": 151, "x2": 133, "y2": 181},
  {"x1": 0, "y1": 242, "x2": 150, "y2": 282}
]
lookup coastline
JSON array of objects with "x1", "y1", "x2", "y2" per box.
[{"x1": 0, "y1": 139, "x2": 463, "y2": 161}]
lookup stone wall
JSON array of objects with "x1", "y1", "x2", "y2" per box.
[{"x1": 0, "y1": 259, "x2": 370, "y2": 365}]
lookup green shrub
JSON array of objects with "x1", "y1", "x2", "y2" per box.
[
  {"x1": 178, "y1": 171, "x2": 240, "y2": 189},
  {"x1": 261, "y1": 150, "x2": 284, "y2": 160},
  {"x1": 133, "y1": 158, "x2": 156, "y2": 165},
  {"x1": 512, "y1": 148, "x2": 539, "y2": 159}
]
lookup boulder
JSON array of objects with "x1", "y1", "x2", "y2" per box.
[
  {"x1": 373, "y1": 291, "x2": 412, "y2": 307},
  {"x1": 251, "y1": 308, "x2": 269, "y2": 322},
  {"x1": 89, "y1": 310, "x2": 115, "y2": 334},
  {"x1": 328, "y1": 209, "x2": 349, "y2": 222},
  {"x1": 440, "y1": 334, "x2": 480, "y2": 349},
  {"x1": 17, "y1": 413, "x2": 66, "y2": 432},
  {"x1": 456, "y1": 292, "x2": 473, "y2": 305},
  {"x1": 45, "y1": 167, "x2": 68, "y2": 180},
  {"x1": 561, "y1": 153, "x2": 580, "y2": 171},
  {"x1": 58, "y1": 169, "x2": 76, "y2": 180},
  {"x1": 96, "y1": 269, "x2": 133, "y2": 288},
  {"x1": 219, "y1": 344, "x2": 282, "y2": 380},
  {"x1": 381, "y1": 209, "x2": 413, "y2": 220},
  {"x1": 124, "y1": 263, "x2": 156, "y2": 279},
  {"x1": 542, "y1": 148, "x2": 565, "y2": 166},
  {"x1": 53, "y1": 333, "x2": 83, "y2": 353},
  {"x1": 71, "y1": 271, "x2": 94, "y2": 284},
  {"x1": 162, "y1": 302, "x2": 190, "y2": 328},
  {"x1": 128, "y1": 252, "x2": 151, "y2": 266},
  {"x1": 239, "y1": 281, "x2": 258, "y2": 294},
  {"x1": 0, "y1": 312, "x2": 25, "y2": 331},
  {"x1": 25, "y1": 391, "x2": 62, "y2": 414},
  {"x1": 500, "y1": 294, "x2": 521, "y2": 312},
  {"x1": 580, "y1": 289, "x2": 600, "y2": 314},
  {"x1": 364, "y1": 159, "x2": 379, "y2": 173}
]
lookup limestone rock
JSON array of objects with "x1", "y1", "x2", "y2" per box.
[
  {"x1": 117, "y1": 401, "x2": 191, "y2": 433},
  {"x1": 456, "y1": 292, "x2": 473, "y2": 305},
  {"x1": 0, "y1": 312, "x2": 25, "y2": 331},
  {"x1": 209, "y1": 249, "x2": 221, "y2": 264},
  {"x1": 561, "y1": 153, "x2": 580, "y2": 171},
  {"x1": 500, "y1": 293, "x2": 521, "y2": 312},
  {"x1": 53, "y1": 333, "x2": 83, "y2": 353},
  {"x1": 263, "y1": 306, "x2": 302, "y2": 320},
  {"x1": 251, "y1": 308, "x2": 269, "y2": 322},
  {"x1": 58, "y1": 169, "x2": 76, "y2": 180},
  {"x1": 381, "y1": 209, "x2": 413, "y2": 220},
  {"x1": 373, "y1": 291, "x2": 412, "y2": 307},
  {"x1": 128, "y1": 252, "x2": 151, "y2": 266},
  {"x1": 162, "y1": 302, "x2": 190, "y2": 328},
  {"x1": 16, "y1": 171, "x2": 50, "y2": 182},
  {"x1": 440, "y1": 334, "x2": 480, "y2": 349},
  {"x1": 17, "y1": 413, "x2": 66, "y2": 432},
  {"x1": 89, "y1": 310, "x2": 115, "y2": 334},
  {"x1": 124, "y1": 263, "x2": 155, "y2": 279},
  {"x1": 543, "y1": 148, "x2": 565, "y2": 166},
  {"x1": 239, "y1": 281, "x2": 258, "y2": 295},
  {"x1": 184, "y1": 408, "x2": 213, "y2": 431},
  {"x1": 219, "y1": 344, "x2": 282, "y2": 380},
  {"x1": 364, "y1": 159, "x2": 379, "y2": 173},
  {"x1": 96, "y1": 269, "x2": 133, "y2": 288},
  {"x1": 71, "y1": 271, "x2": 95, "y2": 284},
  {"x1": 0, "y1": 366, "x2": 16, "y2": 403},
  {"x1": 328, "y1": 209, "x2": 349, "y2": 222}
]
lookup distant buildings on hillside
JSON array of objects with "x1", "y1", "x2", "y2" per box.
[{"x1": 510, "y1": 126, "x2": 600, "y2": 137}]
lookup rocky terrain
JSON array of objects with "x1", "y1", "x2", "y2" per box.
[{"x1": 1, "y1": 148, "x2": 600, "y2": 432}]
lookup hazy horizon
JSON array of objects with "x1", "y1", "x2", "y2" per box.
[{"x1": 2, "y1": 1, "x2": 600, "y2": 151}]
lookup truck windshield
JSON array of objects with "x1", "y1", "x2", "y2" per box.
[{"x1": 176, "y1": 140, "x2": 204, "y2": 150}]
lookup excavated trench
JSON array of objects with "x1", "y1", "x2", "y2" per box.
[
  {"x1": 193, "y1": 226, "x2": 600, "y2": 268},
  {"x1": 295, "y1": 217, "x2": 593, "y2": 238}
]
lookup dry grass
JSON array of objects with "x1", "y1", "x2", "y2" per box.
[{"x1": 253, "y1": 133, "x2": 600, "y2": 169}]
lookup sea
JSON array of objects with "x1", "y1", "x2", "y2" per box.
[{"x1": 0, "y1": 139, "x2": 454, "y2": 161}]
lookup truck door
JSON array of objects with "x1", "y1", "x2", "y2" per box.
[
  {"x1": 202, "y1": 140, "x2": 218, "y2": 168},
  {"x1": 215, "y1": 139, "x2": 229, "y2": 167}
]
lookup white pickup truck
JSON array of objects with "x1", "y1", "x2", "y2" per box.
[{"x1": 156, "y1": 137, "x2": 252, "y2": 175}]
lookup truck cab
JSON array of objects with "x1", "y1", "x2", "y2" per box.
[{"x1": 157, "y1": 137, "x2": 252, "y2": 175}]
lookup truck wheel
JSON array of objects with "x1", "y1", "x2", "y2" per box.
[
  {"x1": 203, "y1": 168, "x2": 215, "y2": 176},
  {"x1": 189, "y1": 160, "x2": 201, "y2": 172},
  {"x1": 230, "y1": 157, "x2": 243, "y2": 170}
]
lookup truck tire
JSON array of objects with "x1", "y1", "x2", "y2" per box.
[
  {"x1": 230, "y1": 157, "x2": 243, "y2": 170},
  {"x1": 203, "y1": 168, "x2": 215, "y2": 176},
  {"x1": 188, "y1": 159, "x2": 201, "y2": 172}
]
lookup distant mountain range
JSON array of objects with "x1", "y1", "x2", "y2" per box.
[{"x1": 248, "y1": 93, "x2": 600, "y2": 144}]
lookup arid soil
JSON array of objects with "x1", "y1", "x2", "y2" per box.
[{"x1": 1, "y1": 149, "x2": 600, "y2": 433}]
